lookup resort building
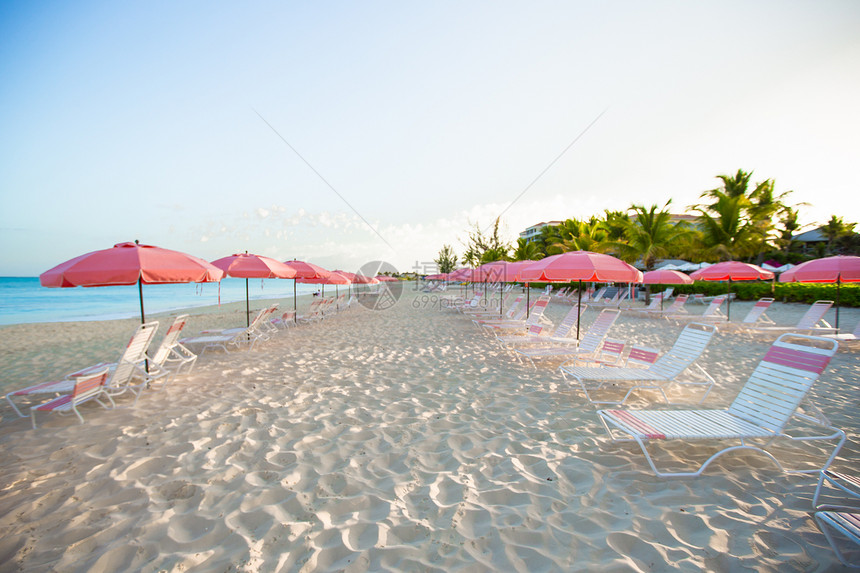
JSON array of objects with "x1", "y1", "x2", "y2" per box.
[{"x1": 519, "y1": 221, "x2": 564, "y2": 243}]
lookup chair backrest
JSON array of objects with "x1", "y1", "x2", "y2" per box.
[
  {"x1": 151, "y1": 315, "x2": 189, "y2": 365},
  {"x1": 626, "y1": 345, "x2": 660, "y2": 368},
  {"x1": 552, "y1": 304, "x2": 587, "y2": 338},
  {"x1": 702, "y1": 295, "x2": 726, "y2": 317},
  {"x1": 504, "y1": 295, "x2": 524, "y2": 319},
  {"x1": 661, "y1": 294, "x2": 688, "y2": 313},
  {"x1": 577, "y1": 309, "x2": 621, "y2": 353},
  {"x1": 109, "y1": 322, "x2": 159, "y2": 389},
  {"x1": 796, "y1": 300, "x2": 834, "y2": 329},
  {"x1": 596, "y1": 338, "x2": 625, "y2": 364},
  {"x1": 742, "y1": 298, "x2": 775, "y2": 324},
  {"x1": 727, "y1": 334, "x2": 838, "y2": 433},
  {"x1": 72, "y1": 368, "x2": 110, "y2": 402},
  {"x1": 527, "y1": 324, "x2": 544, "y2": 336},
  {"x1": 524, "y1": 296, "x2": 551, "y2": 326},
  {"x1": 647, "y1": 322, "x2": 716, "y2": 379}
]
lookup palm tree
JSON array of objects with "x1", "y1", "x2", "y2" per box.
[
  {"x1": 545, "y1": 218, "x2": 609, "y2": 254},
  {"x1": 606, "y1": 201, "x2": 691, "y2": 271},
  {"x1": 512, "y1": 238, "x2": 543, "y2": 261}
]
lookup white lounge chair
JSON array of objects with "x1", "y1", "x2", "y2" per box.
[
  {"x1": 813, "y1": 470, "x2": 860, "y2": 510},
  {"x1": 472, "y1": 296, "x2": 526, "y2": 327},
  {"x1": 814, "y1": 511, "x2": 860, "y2": 568},
  {"x1": 558, "y1": 322, "x2": 716, "y2": 405},
  {"x1": 496, "y1": 304, "x2": 587, "y2": 349},
  {"x1": 181, "y1": 307, "x2": 275, "y2": 353},
  {"x1": 480, "y1": 296, "x2": 552, "y2": 333},
  {"x1": 148, "y1": 314, "x2": 197, "y2": 382},
  {"x1": 30, "y1": 368, "x2": 114, "y2": 429},
  {"x1": 642, "y1": 294, "x2": 689, "y2": 318},
  {"x1": 513, "y1": 308, "x2": 620, "y2": 367},
  {"x1": 666, "y1": 295, "x2": 726, "y2": 322},
  {"x1": 743, "y1": 300, "x2": 836, "y2": 335},
  {"x1": 597, "y1": 333, "x2": 845, "y2": 477},
  {"x1": 7, "y1": 321, "x2": 161, "y2": 417},
  {"x1": 823, "y1": 320, "x2": 860, "y2": 343}
]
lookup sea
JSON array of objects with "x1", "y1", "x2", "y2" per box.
[{"x1": 0, "y1": 277, "x2": 324, "y2": 325}]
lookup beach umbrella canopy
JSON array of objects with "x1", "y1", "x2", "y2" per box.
[
  {"x1": 519, "y1": 251, "x2": 644, "y2": 283},
  {"x1": 643, "y1": 269, "x2": 693, "y2": 285},
  {"x1": 778, "y1": 255, "x2": 860, "y2": 330},
  {"x1": 376, "y1": 276, "x2": 398, "y2": 282},
  {"x1": 689, "y1": 261, "x2": 774, "y2": 321},
  {"x1": 520, "y1": 251, "x2": 643, "y2": 338},
  {"x1": 283, "y1": 260, "x2": 331, "y2": 281},
  {"x1": 689, "y1": 261, "x2": 774, "y2": 282},
  {"x1": 40, "y1": 241, "x2": 224, "y2": 324},
  {"x1": 211, "y1": 253, "x2": 296, "y2": 328}
]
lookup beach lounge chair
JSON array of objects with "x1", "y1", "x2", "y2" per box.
[
  {"x1": 596, "y1": 333, "x2": 845, "y2": 477},
  {"x1": 7, "y1": 321, "x2": 160, "y2": 417},
  {"x1": 621, "y1": 293, "x2": 664, "y2": 313},
  {"x1": 481, "y1": 296, "x2": 552, "y2": 333},
  {"x1": 570, "y1": 338, "x2": 627, "y2": 367},
  {"x1": 641, "y1": 294, "x2": 689, "y2": 318},
  {"x1": 743, "y1": 300, "x2": 836, "y2": 335},
  {"x1": 813, "y1": 511, "x2": 860, "y2": 568},
  {"x1": 666, "y1": 295, "x2": 726, "y2": 322},
  {"x1": 513, "y1": 308, "x2": 620, "y2": 367},
  {"x1": 271, "y1": 310, "x2": 297, "y2": 329},
  {"x1": 558, "y1": 322, "x2": 716, "y2": 405},
  {"x1": 297, "y1": 300, "x2": 325, "y2": 323},
  {"x1": 30, "y1": 368, "x2": 114, "y2": 429},
  {"x1": 811, "y1": 470, "x2": 860, "y2": 567},
  {"x1": 717, "y1": 298, "x2": 776, "y2": 330},
  {"x1": 813, "y1": 470, "x2": 860, "y2": 509},
  {"x1": 472, "y1": 296, "x2": 525, "y2": 327},
  {"x1": 823, "y1": 320, "x2": 860, "y2": 343},
  {"x1": 148, "y1": 314, "x2": 197, "y2": 381},
  {"x1": 181, "y1": 307, "x2": 273, "y2": 353},
  {"x1": 496, "y1": 304, "x2": 587, "y2": 349}
]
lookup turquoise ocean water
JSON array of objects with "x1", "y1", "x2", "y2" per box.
[{"x1": 0, "y1": 277, "x2": 322, "y2": 325}]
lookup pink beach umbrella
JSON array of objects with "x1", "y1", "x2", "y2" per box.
[
  {"x1": 643, "y1": 269, "x2": 693, "y2": 310},
  {"x1": 211, "y1": 253, "x2": 296, "y2": 328},
  {"x1": 40, "y1": 241, "x2": 224, "y2": 324},
  {"x1": 779, "y1": 255, "x2": 860, "y2": 330},
  {"x1": 284, "y1": 260, "x2": 332, "y2": 322},
  {"x1": 520, "y1": 251, "x2": 643, "y2": 338},
  {"x1": 643, "y1": 269, "x2": 693, "y2": 285},
  {"x1": 689, "y1": 261, "x2": 774, "y2": 321}
]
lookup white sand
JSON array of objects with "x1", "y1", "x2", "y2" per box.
[{"x1": 0, "y1": 286, "x2": 857, "y2": 571}]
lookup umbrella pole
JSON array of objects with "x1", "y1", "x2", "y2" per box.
[
  {"x1": 836, "y1": 277, "x2": 841, "y2": 331},
  {"x1": 245, "y1": 278, "x2": 250, "y2": 328},
  {"x1": 526, "y1": 284, "x2": 530, "y2": 319},
  {"x1": 500, "y1": 284, "x2": 503, "y2": 317},
  {"x1": 138, "y1": 278, "x2": 146, "y2": 324},
  {"x1": 336, "y1": 285, "x2": 339, "y2": 309},
  {"x1": 727, "y1": 278, "x2": 732, "y2": 321},
  {"x1": 138, "y1": 278, "x2": 149, "y2": 372},
  {"x1": 294, "y1": 279, "x2": 298, "y2": 324},
  {"x1": 577, "y1": 280, "x2": 582, "y2": 340}
]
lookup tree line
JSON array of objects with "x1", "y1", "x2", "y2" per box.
[{"x1": 434, "y1": 169, "x2": 859, "y2": 274}]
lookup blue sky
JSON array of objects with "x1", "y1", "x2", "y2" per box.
[{"x1": 2, "y1": 1, "x2": 859, "y2": 276}]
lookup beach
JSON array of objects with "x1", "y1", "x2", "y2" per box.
[{"x1": 0, "y1": 286, "x2": 857, "y2": 572}]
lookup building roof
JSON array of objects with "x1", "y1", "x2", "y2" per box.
[{"x1": 793, "y1": 228, "x2": 827, "y2": 242}]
